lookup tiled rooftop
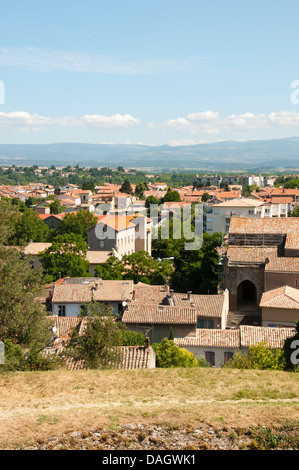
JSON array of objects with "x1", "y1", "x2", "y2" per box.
[
  {"x1": 24, "y1": 242, "x2": 52, "y2": 255},
  {"x1": 171, "y1": 292, "x2": 225, "y2": 317},
  {"x1": 260, "y1": 285, "x2": 299, "y2": 310},
  {"x1": 265, "y1": 256, "x2": 299, "y2": 272},
  {"x1": 174, "y1": 328, "x2": 240, "y2": 348},
  {"x1": 122, "y1": 305, "x2": 198, "y2": 324},
  {"x1": 52, "y1": 279, "x2": 134, "y2": 303},
  {"x1": 226, "y1": 245, "x2": 278, "y2": 264},
  {"x1": 133, "y1": 282, "x2": 169, "y2": 305},
  {"x1": 86, "y1": 251, "x2": 112, "y2": 264},
  {"x1": 46, "y1": 316, "x2": 155, "y2": 369},
  {"x1": 229, "y1": 217, "x2": 299, "y2": 250},
  {"x1": 174, "y1": 325, "x2": 295, "y2": 349},
  {"x1": 239, "y1": 325, "x2": 295, "y2": 348}
]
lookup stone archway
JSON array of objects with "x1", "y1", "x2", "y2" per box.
[{"x1": 237, "y1": 280, "x2": 257, "y2": 311}]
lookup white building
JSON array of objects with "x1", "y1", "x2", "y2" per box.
[
  {"x1": 204, "y1": 198, "x2": 288, "y2": 234},
  {"x1": 174, "y1": 325, "x2": 295, "y2": 367},
  {"x1": 50, "y1": 278, "x2": 134, "y2": 317}
]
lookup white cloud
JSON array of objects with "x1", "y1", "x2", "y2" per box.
[
  {"x1": 1, "y1": 109, "x2": 299, "y2": 139},
  {"x1": 165, "y1": 117, "x2": 191, "y2": 130},
  {"x1": 268, "y1": 110, "x2": 299, "y2": 127},
  {"x1": 224, "y1": 112, "x2": 268, "y2": 131},
  {"x1": 55, "y1": 113, "x2": 140, "y2": 129},
  {"x1": 0, "y1": 111, "x2": 52, "y2": 131},
  {"x1": 0, "y1": 111, "x2": 141, "y2": 131},
  {"x1": 186, "y1": 111, "x2": 219, "y2": 121},
  {"x1": 161, "y1": 110, "x2": 299, "y2": 136}
]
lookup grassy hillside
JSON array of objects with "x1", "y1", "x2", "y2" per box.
[{"x1": 0, "y1": 368, "x2": 298, "y2": 449}]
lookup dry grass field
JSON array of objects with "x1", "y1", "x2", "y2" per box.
[{"x1": 0, "y1": 367, "x2": 298, "y2": 449}]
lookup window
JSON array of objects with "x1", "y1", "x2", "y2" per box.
[
  {"x1": 296, "y1": 280, "x2": 299, "y2": 288},
  {"x1": 99, "y1": 240, "x2": 105, "y2": 248},
  {"x1": 197, "y1": 318, "x2": 214, "y2": 329},
  {"x1": 224, "y1": 352, "x2": 234, "y2": 364},
  {"x1": 58, "y1": 305, "x2": 66, "y2": 317},
  {"x1": 205, "y1": 351, "x2": 215, "y2": 366}
]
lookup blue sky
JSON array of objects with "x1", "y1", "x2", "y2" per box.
[{"x1": 1, "y1": 0, "x2": 299, "y2": 145}]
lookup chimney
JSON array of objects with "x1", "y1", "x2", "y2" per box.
[
  {"x1": 132, "y1": 290, "x2": 136, "y2": 300},
  {"x1": 187, "y1": 291, "x2": 192, "y2": 301},
  {"x1": 169, "y1": 289, "x2": 174, "y2": 305}
]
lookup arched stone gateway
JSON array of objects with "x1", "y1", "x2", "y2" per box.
[{"x1": 237, "y1": 280, "x2": 257, "y2": 311}]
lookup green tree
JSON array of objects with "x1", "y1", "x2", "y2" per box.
[
  {"x1": 220, "y1": 181, "x2": 230, "y2": 191},
  {"x1": 145, "y1": 195, "x2": 161, "y2": 217},
  {"x1": 39, "y1": 233, "x2": 89, "y2": 281},
  {"x1": 153, "y1": 338, "x2": 199, "y2": 368},
  {"x1": 0, "y1": 244, "x2": 56, "y2": 370},
  {"x1": 95, "y1": 256, "x2": 125, "y2": 280},
  {"x1": 122, "y1": 251, "x2": 174, "y2": 285},
  {"x1": 120, "y1": 178, "x2": 132, "y2": 194},
  {"x1": 201, "y1": 192, "x2": 211, "y2": 202},
  {"x1": 49, "y1": 199, "x2": 63, "y2": 214},
  {"x1": 65, "y1": 303, "x2": 123, "y2": 369},
  {"x1": 117, "y1": 322, "x2": 145, "y2": 346},
  {"x1": 284, "y1": 178, "x2": 299, "y2": 189},
  {"x1": 290, "y1": 206, "x2": 299, "y2": 217},
  {"x1": 162, "y1": 189, "x2": 181, "y2": 203},
  {"x1": 81, "y1": 181, "x2": 95, "y2": 192},
  {"x1": 13, "y1": 208, "x2": 50, "y2": 245},
  {"x1": 135, "y1": 182, "x2": 148, "y2": 198},
  {"x1": 154, "y1": 217, "x2": 222, "y2": 294},
  {"x1": 96, "y1": 252, "x2": 173, "y2": 285},
  {"x1": 57, "y1": 210, "x2": 98, "y2": 241},
  {"x1": 145, "y1": 195, "x2": 160, "y2": 208},
  {"x1": 0, "y1": 199, "x2": 20, "y2": 245}
]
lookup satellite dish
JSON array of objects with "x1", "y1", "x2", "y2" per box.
[{"x1": 122, "y1": 301, "x2": 127, "y2": 307}]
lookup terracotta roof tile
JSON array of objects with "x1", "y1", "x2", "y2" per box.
[
  {"x1": 229, "y1": 217, "x2": 299, "y2": 250},
  {"x1": 174, "y1": 328, "x2": 240, "y2": 348},
  {"x1": 239, "y1": 325, "x2": 295, "y2": 348},
  {"x1": 122, "y1": 305, "x2": 197, "y2": 324},
  {"x1": 86, "y1": 251, "x2": 112, "y2": 264},
  {"x1": 52, "y1": 279, "x2": 134, "y2": 303},
  {"x1": 172, "y1": 293, "x2": 225, "y2": 317},
  {"x1": 133, "y1": 282, "x2": 169, "y2": 305},
  {"x1": 260, "y1": 285, "x2": 299, "y2": 309},
  {"x1": 45, "y1": 316, "x2": 155, "y2": 369},
  {"x1": 174, "y1": 325, "x2": 296, "y2": 349},
  {"x1": 265, "y1": 256, "x2": 299, "y2": 272}
]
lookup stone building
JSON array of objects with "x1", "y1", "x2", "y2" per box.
[{"x1": 223, "y1": 217, "x2": 299, "y2": 319}]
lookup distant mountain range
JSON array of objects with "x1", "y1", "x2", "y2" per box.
[{"x1": 0, "y1": 137, "x2": 299, "y2": 171}]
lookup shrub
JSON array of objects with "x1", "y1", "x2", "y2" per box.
[
  {"x1": 224, "y1": 342, "x2": 285, "y2": 370},
  {"x1": 153, "y1": 338, "x2": 199, "y2": 368},
  {"x1": 0, "y1": 339, "x2": 60, "y2": 372}
]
